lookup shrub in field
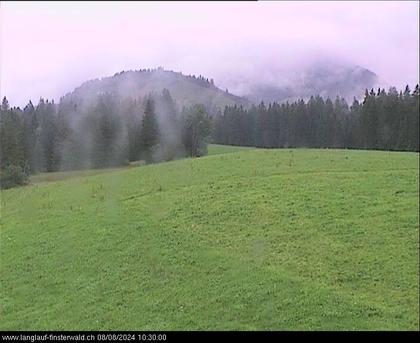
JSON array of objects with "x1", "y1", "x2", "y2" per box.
[{"x1": 0, "y1": 164, "x2": 29, "y2": 189}]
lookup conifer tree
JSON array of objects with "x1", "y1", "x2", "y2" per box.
[{"x1": 140, "y1": 98, "x2": 159, "y2": 163}]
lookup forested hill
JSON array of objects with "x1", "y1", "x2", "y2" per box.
[{"x1": 61, "y1": 67, "x2": 250, "y2": 114}]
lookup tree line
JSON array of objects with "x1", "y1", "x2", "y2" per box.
[
  {"x1": 1, "y1": 84, "x2": 418, "y2": 189},
  {"x1": 213, "y1": 85, "x2": 419, "y2": 152},
  {"x1": 0, "y1": 89, "x2": 212, "y2": 189}
]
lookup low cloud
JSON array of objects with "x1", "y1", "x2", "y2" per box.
[{"x1": 1, "y1": 1, "x2": 418, "y2": 107}]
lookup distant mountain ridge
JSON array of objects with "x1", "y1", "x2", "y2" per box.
[{"x1": 222, "y1": 60, "x2": 380, "y2": 104}]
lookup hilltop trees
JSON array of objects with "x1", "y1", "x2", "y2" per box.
[
  {"x1": 88, "y1": 95, "x2": 124, "y2": 168},
  {"x1": 155, "y1": 89, "x2": 185, "y2": 161},
  {"x1": 36, "y1": 99, "x2": 61, "y2": 172},
  {"x1": 0, "y1": 97, "x2": 24, "y2": 169},
  {"x1": 213, "y1": 85, "x2": 419, "y2": 152},
  {"x1": 411, "y1": 85, "x2": 420, "y2": 151},
  {"x1": 21, "y1": 101, "x2": 39, "y2": 173},
  {"x1": 0, "y1": 97, "x2": 29, "y2": 188},
  {"x1": 140, "y1": 98, "x2": 160, "y2": 163},
  {"x1": 122, "y1": 98, "x2": 143, "y2": 163}
]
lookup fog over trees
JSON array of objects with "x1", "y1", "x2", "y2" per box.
[
  {"x1": 0, "y1": 87, "x2": 213, "y2": 189},
  {"x1": 0, "y1": 69, "x2": 418, "y2": 189}
]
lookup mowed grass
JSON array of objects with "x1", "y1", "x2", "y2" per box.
[
  {"x1": 207, "y1": 144, "x2": 256, "y2": 155},
  {"x1": 0, "y1": 146, "x2": 419, "y2": 330}
]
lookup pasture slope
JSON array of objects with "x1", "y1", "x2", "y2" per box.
[{"x1": 0, "y1": 145, "x2": 419, "y2": 330}]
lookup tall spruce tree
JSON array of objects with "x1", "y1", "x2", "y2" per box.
[{"x1": 140, "y1": 98, "x2": 159, "y2": 163}]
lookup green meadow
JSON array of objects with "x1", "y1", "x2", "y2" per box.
[{"x1": 1, "y1": 146, "x2": 418, "y2": 330}]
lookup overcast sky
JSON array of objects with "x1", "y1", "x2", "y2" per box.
[{"x1": 1, "y1": 1, "x2": 418, "y2": 107}]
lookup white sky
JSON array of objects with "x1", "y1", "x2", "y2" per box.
[{"x1": 1, "y1": 1, "x2": 419, "y2": 106}]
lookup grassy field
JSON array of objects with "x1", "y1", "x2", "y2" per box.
[
  {"x1": 207, "y1": 144, "x2": 256, "y2": 156},
  {"x1": 0, "y1": 146, "x2": 419, "y2": 330},
  {"x1": 29, "y1": 166, "x2": 129, "y2": 184},
  {"x1": 28, "y1": 145, "x2": 250, "y2": 184}
]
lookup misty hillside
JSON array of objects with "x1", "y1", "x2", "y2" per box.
[
  {"x1": 223, "y1": 60, "x2": 379, "y2": 104},
  {"x1": 61, "y1": 68, "x2": 250, "y2": 113},
  {"x1": 60, "y1": 62, "x2": 379, "y2": 112}
]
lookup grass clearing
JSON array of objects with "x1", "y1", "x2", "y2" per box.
[{"x1": 1, "y1": 146, "x2": 419, "y2": 330}]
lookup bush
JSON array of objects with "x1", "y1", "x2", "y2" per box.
[
  {"x1": 0, "y1": 164, "x2": 29, "y2": 190},
  {"x1": 181, "y1": 105, "x2": 212, "y2": 157}
]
